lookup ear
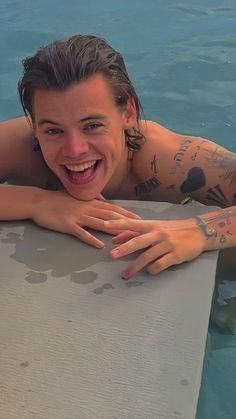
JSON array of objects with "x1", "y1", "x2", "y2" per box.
[{"x1": 122, "y1": 98, "x2": 137, "y2": 129}]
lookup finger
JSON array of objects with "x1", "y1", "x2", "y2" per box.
[
  {"x1": 104, "y1": 219, "x2": 150, "y2": 232},
  {"x1": 82, "y1": 215, "x2": 130, "y2": 236},
  {"x1": 112, "y1": 231, "x2": 139, "y2": 244},
  {"x1": 80, "y1": 213, "x2": 136, "y2": 237},
  {"x1": 121, "y1": 242, "x2": 170, "y2": 279},
  {"x1": 118, "y1": 209, "x2": 141, "y2": 220},
  {"x1": 86, "y1": 209, "x2": 129, "y2": 223},
  {"x1": 73, "y1": 225, "x2": 105, "y2": 249},
  {"x1": 147, "y1": 253, "x2": 176, "y2": 275},
  {"x1": 95, "y1": 210, "x2": 128, "y2": 221},
  {"x1": 101, "y1": 228, "x2": 129, "y2": 236},
  {"x1": 104, "y1": 203, "x2": 141, "y2": 220},
  {"x1": 110, "y1": 231, "x2": 162, "y2": 259}
]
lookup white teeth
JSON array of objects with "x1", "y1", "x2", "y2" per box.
[{"x1": 65, "y1": 161, "x2": 96, "y2": 172}]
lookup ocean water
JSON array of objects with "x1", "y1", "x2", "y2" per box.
[{"x1": 1, "y1": 0, "x2": 236, "y2": 417}]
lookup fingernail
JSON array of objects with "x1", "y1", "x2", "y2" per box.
[
  {"x1": 104, "y1": 220, "x2": 111, "y2": 226},
  {"x1": 97, "y1": 242, "x2": 105, "y2": 249},
  {"x1": 110, "y1": 248, "x2": 120, "y2": 258},
  {"x1": 122, "y1": 272, "x2": 130, "y2": 280}
]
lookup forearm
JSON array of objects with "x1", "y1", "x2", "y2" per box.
[
  {"x1": 0, "y1": 184, "x2": 44, "y2": 221},
  {"x1": 194, "y1": 206, "x2": 236, "y2": 251}
]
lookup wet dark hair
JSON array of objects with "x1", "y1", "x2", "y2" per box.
[{"x1": 18, "y1": 34, "x2": 145, "y2": 151}]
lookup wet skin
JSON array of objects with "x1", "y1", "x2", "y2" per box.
[
  {"x1": 33, "y1": 73, "x2": 137, "y2": 201},
  {"x1": 1, "y1": 73, "x2": 236, "y2": 278}
]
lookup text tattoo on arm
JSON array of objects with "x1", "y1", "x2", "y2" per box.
[{"x1": 170, "y1": 138, "x2": 194, "y2": 175}]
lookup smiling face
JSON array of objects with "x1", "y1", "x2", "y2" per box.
[{"x1": 33, "y1": 73, "x2": 136, "y2": 200}]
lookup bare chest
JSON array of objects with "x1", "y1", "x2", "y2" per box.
[{"x1": 105, "y1": 170, "x2": 162, "y2": 202}]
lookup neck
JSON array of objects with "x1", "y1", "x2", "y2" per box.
[{"x1": 103, "y1": 147, "x2": 133, "y2": 199}]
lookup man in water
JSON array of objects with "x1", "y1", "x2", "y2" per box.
[{"x1": 0, "y1": 34, "x2": 235, "y2": 279}]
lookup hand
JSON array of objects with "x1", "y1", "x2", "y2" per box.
[
  {"x1": 32, "y1": 190, "x2": 140, "y2": 248},
  {"x1": 104, "y1": 218, "x2": 206, "y2": 278}
]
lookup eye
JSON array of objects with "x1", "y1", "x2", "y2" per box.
[
  {"x1": 84, "y1": 123, "x2": 103, "y2": 131},
  {"x1": 45, "y1": 128, "x2": 63, "y2": 136}
]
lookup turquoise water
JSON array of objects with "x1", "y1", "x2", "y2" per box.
[{"x1": 1, "y1": 0, "x2": 236, "y2": 417}]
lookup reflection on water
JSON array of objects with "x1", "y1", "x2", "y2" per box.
[
  {"x1": 197, "y1": 248, "x2": 236, "y2": 419},
  {"x1": 211, "y1": 248, "x2": 236, "y2": 335}
]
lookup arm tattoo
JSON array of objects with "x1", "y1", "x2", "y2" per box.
[
  {"x1": 135, "y1": 177, "x2": 161, "y2": 198},
  {"x1": 193, "y1": 216, "x2": 218, "y2": 239},
  {"x1": 170, "y1": 138, "x2": 194, "y2": 175},
  {"x1": 206, "y1": 147, "x2": 236, "y2": 185},
  {"x1": 180, "y1": 167, "x2": 206, "y2": 193},
  {"x1": 151, "y1": 154, "x2": 158, "y2": 174},
  {"x1": 206, "y1": 184, "x2": 229, "y2": 207},
  {"x1": 193, "y1": 209, "x2": 236, "y2": 245}
]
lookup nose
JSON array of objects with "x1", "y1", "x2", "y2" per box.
[{"x1": 62, "y1": 132, "x2": 89, "y2": 158}]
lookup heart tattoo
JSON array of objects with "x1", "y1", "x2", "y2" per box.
[{"x1": 181, "y1": 167, "x2": 206, "y2": 193}]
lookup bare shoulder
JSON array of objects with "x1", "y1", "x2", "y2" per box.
[
  {"x1": 132, "y1": 119, "x2": 236, "y2": 205},
  {"x1": 133, "y1": 120, "x2": 189, "y2": 181},
  {"x1": 0, "y1": 116, "x2": 49, "y2": 186}
]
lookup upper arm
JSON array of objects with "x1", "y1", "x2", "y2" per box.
[
  {"x1": 0, "y1": 117, "x2": 33, "y2": 182},
  {"x1": 133, "y1": 121, "x2": 236, "y2": 207},
  {"x1": 0, "y1": 116, "x2": 48, "y2": 186},
  {"x1": 184, "y1": 138, "x2": 236, "y2": 207}
]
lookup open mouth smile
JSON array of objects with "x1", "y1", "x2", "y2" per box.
[{"x1": 63, "y1": 159, "x2": 102, "y2": 185}]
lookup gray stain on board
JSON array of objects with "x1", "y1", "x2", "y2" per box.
[
  {"x1": 1, "y1": 204, "x2": 213, "y2": 285},
  {"x1": 25, "y1": 271, "x2": 48, "y2": 284},
  {"x1": 93, "y1": 283, "x2": 115, "y2": 294},
  {"x1": 71, "y1": 271, "x2": 98, "y2": 284},
  {"x1": 20, "y1": 361, "x2": 29, "y2": 368},
  {"x1": 180, "y1": 379, "x2": 189, "y2": 386}
]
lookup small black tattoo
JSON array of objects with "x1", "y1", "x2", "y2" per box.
[
  {"x1": 181, "y1": 167, "x2": 206, "y2": 193},
  {"x1": 151, "y1": 154, "x2": 158, "y2": 174},
  {"x1": 174, "y1": 139, "x2": 193, "y2": 161},
  {"x1": 191, "y1": 152, "x2": 198, "y2": 161},
  {"x1": 206, "y1": 184, "x2": 229, "y2": 207},
  {"x1": 170, "y1": 138, "x2": 193, "y2": 175},
  {"x1": 135, "y1": 177, "x2": 161, "y2": 197}
]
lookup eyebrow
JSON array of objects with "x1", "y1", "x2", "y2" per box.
[
  {"x1": 80, "y1": 114, "x2": 108, "y2": 123},
  {"x1": 37, "y1": 114, "x2": 108, "y2": 126}
]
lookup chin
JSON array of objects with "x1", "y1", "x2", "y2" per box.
[{"x1": 67, "y1": 188, "x2": 101, "y2": 201}]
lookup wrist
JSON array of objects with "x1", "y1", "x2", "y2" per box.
[
  {"x1": 28, "y1": 187, "x2": 52, "y2": 220},
  {"x1": 193, "y1": 215, "x2": 218, "y2": 251},
  {"x1": 0, "y1": 185, "x2": 50, "y2": 221},
  {"x1": 192, "y1": 208, "x2": 236, "y2": 251}
]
